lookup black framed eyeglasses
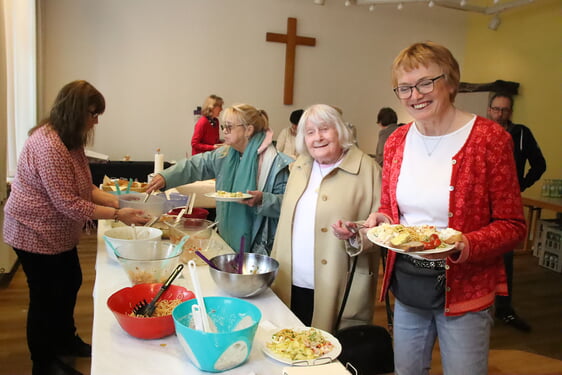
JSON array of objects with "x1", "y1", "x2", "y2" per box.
[
  {"x1": 489, "y1": 106, "x2": 511, "y2": 114},
  {"x1": 220, "y1": 123, "x2": 245, "y2": 134},
  {"x1": 393, "y1": 74, "x2": 445, "y2": 99}
]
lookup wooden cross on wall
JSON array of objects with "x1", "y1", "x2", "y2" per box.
[{"x1": 266, "y1": 17, "x2": 316, "y2": 105}]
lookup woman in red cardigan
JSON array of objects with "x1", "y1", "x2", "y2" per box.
[
  {"x1": 191, "y1": 94, "x2": 223, "y2": 155},
  {"x1": 334, "y1": 42, "x2": 526, "y2": 375}
]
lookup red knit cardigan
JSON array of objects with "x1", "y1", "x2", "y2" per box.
[{"x1": 379, "y1": 116, "x2": 527, "y2": 316}]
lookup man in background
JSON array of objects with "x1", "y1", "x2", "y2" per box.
[
  {"x1": 276, "y1": 109, "x2": 303, "y2": 160},
  {"x1": 374, "y1": 107, "x2": 399, "y2": 166},
  {"x1": 488, "y1": 92, "x2": 547, "y2": 332}
]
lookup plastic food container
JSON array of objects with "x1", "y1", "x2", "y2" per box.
[
  {"x1": 103, "y1": 226, "x2": 163, "y2": 262},
  {"x1": 115, "y1": 241, "x2": 182, "y2": 285},
  {"x1": 118, "y1": 192, "x2": 168, "y2": 217},
  {"x1": 107, "y1": 283, "x2": 194, "y2": 339},
  {"x1": 173, "y1": 296, "x2": 262, "y2": 372}
]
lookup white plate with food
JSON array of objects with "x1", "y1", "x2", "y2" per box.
[
  {"x1": 204, "y1": 191, "x2": 252, "y2": 202},
  {"x1": 262, "y1": 327, "x2": 342, "y2": 366},
  {"x1": 366, "y1": 223, "x2": 461, "y2": 255}
]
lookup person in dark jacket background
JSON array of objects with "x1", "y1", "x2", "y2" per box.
[
  {"x1": 374, "y1": 107, "x2": 400, "y2": 166},
  {"x1": 488, "y1": 92, "x2": 547, "y2": 332}
]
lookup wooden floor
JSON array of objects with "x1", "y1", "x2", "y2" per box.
[{"x1": 1, "y1": 233, "x2": 561, "y2": 375}]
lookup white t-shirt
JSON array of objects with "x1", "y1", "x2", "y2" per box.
[
  {"x1": 292, "y1": 160, "x2": 342, "y2": 289},
  {"x1": 396, "y1": 117, "x2": 475, "y2": 258}
]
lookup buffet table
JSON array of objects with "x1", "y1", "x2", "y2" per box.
[{"x1": 92, "y1": 220, "x2": 305, "y2": 374}]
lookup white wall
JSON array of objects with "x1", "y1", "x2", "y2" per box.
[{"x1": 39, "y1": 0, "x2": 467, "y2": 161}]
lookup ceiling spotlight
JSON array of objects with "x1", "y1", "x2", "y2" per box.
[
  {"x1": 369, "y1": 4, "x2": 376, "y2": 11},
  {"x1": 344, "y1": 0, "x2": 352, "y2": 6},
  {"x1": 493, "y1": 0, "x2": 500, "y2": 4},
  {"x1": 488, "y1": 14, "x2": 501, "y2": 30},
  {"x1": 313, "y1": 0, "x2": 326, "y2": 5},
  {"x1": 428, "y1": 0, "x2": 435, "y2": 7},
  {"x1": 460, "y1": 0, "x2": 467, "y2": 6},
  {"x1": 397, "y1": 2, "x2": 404, "y2": 10}
]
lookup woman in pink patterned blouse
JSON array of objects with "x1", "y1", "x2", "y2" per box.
[
  {"x1": 3, "y1": 80, "x2": 147, "y2": 375},
  {"x1": 333, "y1": 42, "x2": 526, "y2": 375}
]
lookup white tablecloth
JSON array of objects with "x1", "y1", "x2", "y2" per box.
[{"x1": 92, "y1": 220, "x2": 305, "y2": 375}]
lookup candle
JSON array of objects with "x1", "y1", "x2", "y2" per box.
[{"x1": 154, "y1": 148, "x2": 164, "y2": 174}]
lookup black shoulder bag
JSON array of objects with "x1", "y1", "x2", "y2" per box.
[{"x1": 334, "y1": 250, "x2": 394, "y2": 375}]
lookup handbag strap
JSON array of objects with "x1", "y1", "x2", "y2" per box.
[{"x1": 335, "y1": 249, "x2": 393, "y2": 333}]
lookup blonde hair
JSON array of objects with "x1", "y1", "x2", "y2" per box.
[
  {"x1": 295, "y1": 104, "x2": 354, "y2": 157},
  {"x1": 201, "y1": 94, "x2": 223, "y2": 117},
  {"x1": 391, "y1": 41, "x2": 460, "y2": 102},
  {"x1": 221, "y1": 104, "x2": 269, "y2": 135}
]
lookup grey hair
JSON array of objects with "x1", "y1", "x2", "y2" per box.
[{"x1": 295, "y1": 104, "x2": 354, "y2": 157}]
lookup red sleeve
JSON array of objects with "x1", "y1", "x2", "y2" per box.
[{"x1": 191, "y1": 117, "x2": 216, "y2": 154}]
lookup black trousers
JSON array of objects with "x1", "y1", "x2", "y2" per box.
[
  {"x1": 290, "y1": 285, "x2": 314, "y2": 326},
  {"x1": 495, "y1": 250, "x2": 514, "y2": 313},
  {"x1": 14, "y1": 247, "x2": 82, "y2": 362}
]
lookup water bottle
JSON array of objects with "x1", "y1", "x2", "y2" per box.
[
  {"x1": 541, "y1": 180, "x2": 551, "y2": 197},
  {"x1": 549, "y1": 180, "x2": 557, "y2": 198}
]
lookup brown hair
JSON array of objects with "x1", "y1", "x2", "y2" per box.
[
  {"x1": 391, "y1": 41, "x2": 460, "y2": 102},
  {"x1": 30, "y1": 80, "x2": 105, "y2": 150},
  {"x1": 201, "y1": 94, "x2": 224, "y2": 117}
]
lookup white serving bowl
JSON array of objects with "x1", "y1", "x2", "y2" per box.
[{"x1": 103, "y1": 226, "x2": 163, "y2": 262}]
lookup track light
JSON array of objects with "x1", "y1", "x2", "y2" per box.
[
  {"x1": 493, "y1": 0, "x2": 500, "y2": 4},
  {"x1": 369, "y1": 4, "x2": 376, "y2": 11},
  {"x1": 460, "y1": 0, "x2": 467, "y2": 6},
  {"x1": 488, "y1": 14, "x2": 501, "y2": 30},
  {"x1": 313, "y1": 0, "x2": 326, "y2": 5},
  {"x1": 344, "y1": 0, "x2": 352, "y2": 7},
  {"x1": 428, "y1": 0, "x2": 435, "y2": 7},
  {"x1": 397, "y1": 2, "x2": 404, "y2": 10}
]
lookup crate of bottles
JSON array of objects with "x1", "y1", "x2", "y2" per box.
[
  {"x1": 538, "y1": 226, "x2": 562, "y2": 273},
  {"x1": 532, "y1": 219, "x2": 561, "y2": 257},
  {"x1": 541, "y1": 179, "x2": 562, "y2": 198}
]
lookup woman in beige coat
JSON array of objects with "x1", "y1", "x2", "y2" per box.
[{"x1": 271, "y1": 104, "x2": 382, "y2": 333}]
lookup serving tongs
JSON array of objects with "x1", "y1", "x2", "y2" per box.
[{"x1": 132, "y1": 263, "x2": 184, "y2": 317}]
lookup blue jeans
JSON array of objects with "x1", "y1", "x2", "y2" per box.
[{"x1": 393, "y1": 299, "x2": 493, "y2": 375}]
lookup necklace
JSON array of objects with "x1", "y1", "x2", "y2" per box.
[{"x1": 417, "y1": 121, "x2": 455, "y2": 157}]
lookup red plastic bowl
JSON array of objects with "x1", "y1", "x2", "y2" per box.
[
  {"x1": 167, "y1": 207, "x2": 209, "y2": 220},
  {"x1": 107, "y1": 283, "x2": 194, "y2": 339}
]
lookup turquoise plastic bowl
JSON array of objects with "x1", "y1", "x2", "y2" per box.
[{"x1": 172, "y1": 296, "x2": 262, "y2": 372}]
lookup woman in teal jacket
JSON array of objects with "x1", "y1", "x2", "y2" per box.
[{"x1": 147, "y1": 104, "x2": 293, "y2": 255}]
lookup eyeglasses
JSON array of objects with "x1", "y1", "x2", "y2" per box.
[
  {"x1": 89, "y1": 111, "x2": 99, "y2": 119},
  {"x1": 220, "y1": 123, "x2": 245, "y2": 134},
  {"x1": 489, "y1": 106, "x2": 511, "y2": 114},
  {"x1": 393, "y1": 74, "x2": 445, "y2": 99}
]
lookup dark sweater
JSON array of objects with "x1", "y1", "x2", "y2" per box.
[{"x1": 506, "y1": 121, "x2": 546, "y2": 192}]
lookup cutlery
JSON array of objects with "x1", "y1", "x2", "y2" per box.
[
  {"x1": 194, "y1": 251, "x2": 220, "y2": 270},
  {"x1": 132, "y1": 264, "x2": 184, "y2": 317},
  {"x1": 237, "y1": 236, "x2": 245, "y2": 274},
  {"x1": 143, "y1": 190, "x2": 152, "y2": 203},
  {"x1": 187, "y1": 260, "x2": 213, "y2": 332},
  {"x1": 174, "y1": 207, "x2": 187, "y2": 226},
  {"x1": 191, "y1": 304, "x2": 204, "y2": 331},
  {"x1": 187, "y1": 193, "x2": 196, "y2": 215},
  {"x1": 144, "y1": 215, "x2": 160, "y2": 227},
  {"x1": 125, "y1": 178, "x2": 133, "y2": 194},
  {"x1": 174, "y1": 235, "x2": 190, "y2": 253},
  {"x1": 114, "y1": 181, "x2": 121, "y2": 195}
]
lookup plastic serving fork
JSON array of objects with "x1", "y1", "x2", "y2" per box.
[{"x1": 133, "y1": 264, "x2": 184, "y2": 317}]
